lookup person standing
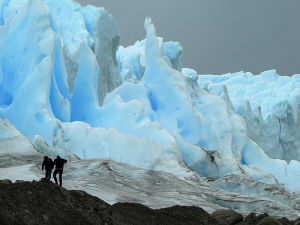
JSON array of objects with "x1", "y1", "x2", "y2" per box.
[
  {"x1": 53, "y1": 155, "x2": 68, "y2": 187},
  {"x1": 42, "y1": 156, "x2": 53, "y2": 183}
]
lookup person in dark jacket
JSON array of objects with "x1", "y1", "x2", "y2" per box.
[
  {"x1": 42, "y1": 156, "x2": 53, "y2": 183},
  {"x1": 53, "y1": 155, "x2": 68, "y2": 186}
]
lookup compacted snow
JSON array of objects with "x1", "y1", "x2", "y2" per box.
[{"x1": 0, "y1": 0, "x2": 300, "y2": 217}]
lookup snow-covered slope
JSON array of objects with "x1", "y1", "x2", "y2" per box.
[{"x1": 1, "y1": 0, "x2": 300, "y2": 199}]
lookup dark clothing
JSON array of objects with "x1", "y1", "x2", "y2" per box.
[
  {"x1": 45, "y1": 169, "x2": 52, "y2": 183},
  {"x1": 42, "y1": 158, "x2": 53, "y2": 171},
  {"x1": 53, "y1": 156, "x2": 67, "y2": 186},
  {"x1": 53, "y1": 168, "x2": 63, "y2": 186},
  {"x1": 42, "y1": 157, "x2": 53, "y2": 183},
  {"x1": 53, "y1": 157, "x2": 67, "y2": 170}
]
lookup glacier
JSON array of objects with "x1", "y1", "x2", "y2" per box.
[
  {"x1": 114, "y1": 20, "x2": 300, "y2": 191},
  {"x1": 1, "y1": 118, "x2": 300, "y2": 219},
  {"x1": 1, "y1": 0, "x2": 300, "y2": 217},
  {"x1": 197, "y1": 70, "x2": 300, "y2": 162}
]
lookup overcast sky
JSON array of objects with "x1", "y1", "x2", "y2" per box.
[{"x1": 76, "y1": 0, "x2": 300, "y2": 76}]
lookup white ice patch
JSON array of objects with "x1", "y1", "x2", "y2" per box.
[
  {"x1": 33, "y1": 135, "x2": 79, "y2": 162},
  {"x1": 0, "y1": 164, "x2": 41, "y2": 181}
]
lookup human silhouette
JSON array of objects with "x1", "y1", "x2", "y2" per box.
[
  {"x1": 42, "y1": 156, "x2": 53, "y2": 183},
  {"x1": 53, "y1": 155, "x2": 67, "y2": 186}
]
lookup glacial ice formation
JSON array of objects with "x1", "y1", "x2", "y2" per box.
[
  {"x1": 197, "y1": 71, "x2": 300, "y2": 163},
  {"x1": 1, "y1": 119, "x2": 300, "y2": 219},
  {"x1": 117, "y1": 37, "x2": 183, "y2": 81},
  {"x1": 0, "y1": 0, "x2": 300, "y2": 195},
  {"x1": 112, "y1": 18, "x2": 300, "y2": 191}
]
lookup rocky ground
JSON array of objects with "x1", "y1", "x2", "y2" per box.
[{"x1": 0, "y1": 179, "x2": 299, "y2": 225}]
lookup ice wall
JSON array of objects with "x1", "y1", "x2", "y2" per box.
[
  {"x1": 197, "y1": 71, "x2": 300, "y2": 162},
  {"x1": 106, "y1": 18, "x2": 300, "y2": 191},
  {"x1": 1, "y1": 0, "x2": 300, "y2": 192},
  {"x1": 0, "y1": 0, "x2": 58, "y2": 143},
  {"x1": 113, "y1": 19, "x2": 300, "y2": 190},
  {"x1": 0, "y1": 0, "x2": 122, "y2": 143},
  {"x1": 43, "y1": 0, "x2": 121, "y2": 104}
]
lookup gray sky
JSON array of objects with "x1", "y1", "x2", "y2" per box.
[{"x1": 76, "y1": 0, "x2": 300, "y2": 76}]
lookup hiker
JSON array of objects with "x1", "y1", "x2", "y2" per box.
[
  {"x1": 42, "y1": 156, "x2": 54, "y2": 183},
  {"x1": 53, "y1": 155, "x2": 68, "y2": 186}
]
